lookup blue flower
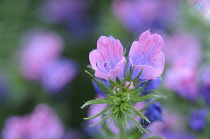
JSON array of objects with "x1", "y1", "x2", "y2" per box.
[
  {"x1": 190, "y1": 109, "x2": 208, "y2": 131},
  {"x1": 141, "y1": 102, "x2": 163, "y2": 127}
]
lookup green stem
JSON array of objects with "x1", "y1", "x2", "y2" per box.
[{"x1": 119, "y1": 126, "x2": 125, "y2": 139}]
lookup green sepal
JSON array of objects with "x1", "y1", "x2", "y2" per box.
[
  {"x1": 130, "y1": 114, "x2": 148, "y2": 133},
  {"x1": 81, "y1": 98, "x2": 108, "y2": 109},
  {"x1": 109, "y1": 78, "x2": 121, "y2": 89},
  {"x1": 84, "y1": 105, "x2": 112, "y2": 120},
  {"x1": 85, "y1": 70, "x2": 113, "y2": 95},
  {"x1": 132, "y1": 94, "x2": 160, "y2": 103},
  {"x1": 127, "y1": 104, "x2": 150, "y2": 123},
  {"x1": 133, "y1": 68, "x2": 144, "y2": 85},
  {"x1": 145, "y1": 135, "x2": 164, "y2": 139}
]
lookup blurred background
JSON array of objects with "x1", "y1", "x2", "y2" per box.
[{"x1": 0, "y1": 0, "x2": 210, "y2": 138}]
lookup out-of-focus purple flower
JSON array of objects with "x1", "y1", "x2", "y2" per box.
[
  {"x1": 2, "y1": 116, "x2": 30, "y2": 139},
  {"x1": 112, "y1": 0, "x2": 177, "y2": 34},
  {"x1": 89, "y1": 36, "x2": 126, "y2": 80},
  {"x1": 41, "y1": 59, "x2": 77, "y2": 93},
  {"x1": 64, "y1": 129, "x2": 85, "y2": 139},
  {"x1": 2, "y1": 104, "x2": 64, "y2": 139},
  {"x1": 142, "y1": 111, "x2": 196, "y2": 139},
  {"x1": 42, "y1": 0, "x2": 88, "y2": 24},
  {"x1": 42, "y1": 0, "x2": 92, "y2": 40},
  {"x1": 141, "y1": 102, "x2": 163, "y2": 127},
  {"x1": 129, "y1": 30, "x2": 165, "y2": 79},
  {"x1": 163, "y1": 32, "x2": 201, "y2": 64},
  {"x1": 200, "y1": 66, "x2": 210, "y2": 103},
  {"x1": 190, "y1": 109, "x2": 208, "y2": 131},
  {"x1": 165, "y1": 58, "x2": 198, "y2": 101},
  {"x1": 20, "y1": 31, "x2": 63, "y2": 80}
]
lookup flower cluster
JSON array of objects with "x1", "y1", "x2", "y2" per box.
[
  {"x1": 2, "y1": 104, "x2": 64, "y2": 139},
  {"x1": 82, "y1": 30, "x2": 165, "y2": 135}
]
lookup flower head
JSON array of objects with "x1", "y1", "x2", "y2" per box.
[
  {"x1": 129, "y1": 30, "x2": 165, "y2": 79},
  {"x1": 89, "y1": 36, "x2": 126, "y2": 80}
]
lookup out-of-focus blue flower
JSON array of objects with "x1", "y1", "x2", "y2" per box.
[
  {"x1": 41, "y1": 59, "x2": 78, "y2": 93},
  {"x1": 190, "y1": 109, "x2": 208, "y2": 131},
  {"x1": 42, "y1": 0, "x2": 92, "y2": 39},
  {"x1": 112, "y1": 0, "x2": 177, "y2": 34},
  {"x1": 142, "y1": 111, "x2": 196, "y2": 139},
  {"x1": 200, "y1": 66, "x2": 210, "y2": 103},
  {"x1": 141, "y1": 102, "x2": 163, "y2": 127}
]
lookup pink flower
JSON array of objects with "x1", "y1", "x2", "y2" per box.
[
  {"x1": 89, "y1": 36, "x2": 126, "y2": 80},
  {"x1": 163, "y1": 32, "x2": 201, "y2": 64},
  {"x1": 41, "y1": 59, "x2": 77, "y2": 92},
  {"x1": 20, "y1": 30, "x2": 63, "y2": 80},
  {"x1": 28, "y1": 104, "x2": 64, "y2": 139},
  {"x1": 2, "y1": 104, "x2": 64, "y2": 139},
  {"x1": 1, "y1": 116, "x2": 30, "y2": 139},
  {"x1": 165, "y1": 58, "x2": 198, "y2": 101},
  {"x1": 129, "y1": 30, "x2": 165, "y2": 79}
]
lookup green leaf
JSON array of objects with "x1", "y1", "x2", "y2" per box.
[
  {"x1": 116, "y1": 77, "x2": 122, "y2": 85},
  {"x1": 134, "y1": 80, "x2": 148, "y2": 89},
  {"x1": 84, "y1": 105, "x2": 112, "y2": 120},
  {"x1": 124, "y1": 82, "x2": 132, "y2": 91},
  {"x1": 109, "y1": 78, "x2": 121, "y2": 89},
  {"x1": 132, "y1": 94, "x2": 160, "y2": 103},
  {"x1": 133, "y1": 68, "x2": 143, "y2": 85},
  {"x1": 140, "y1": 98, "x2": 159, "y2": 112},
  {"x1": 127, "y1": 104, "x2": 150, "y2": 123},
  {"x1": 81, "y1": 98, "x2": 108, "y2": 109},
  {"x1": 85, "y1": 70, "x2": 113, "y2": 95},
  {"x1": 130, "y1": 114, "x2": 147, "y2": 133},
  {"x1": 145, "y1": 135, "x2": 164, "y2": 139}
]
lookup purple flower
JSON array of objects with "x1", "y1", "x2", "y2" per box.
[
  {"x1": 190, "y1": 109, "x2": 208, "y2": 131},
  {"x1": 200, "y1": 66, "x2": 210, "y2": 103},
  {"x1": 41, "y1": 59, "x2": 77, "y2": 93},
  {"x1": 129, "y1": 30, "x2": 165, "y2": 79},
  {"x1": 89, "y1": 36, "x2": 126, "y2": 80},
  {"x1": 2, "y1": 104, "x2": 64, "y2": 139},
  {"x1": 20, "y1": 30, "x2": 63, "y2": 80},
  {"x1": 165, "y1": 58, "x2": 198, "y2": 101}
]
